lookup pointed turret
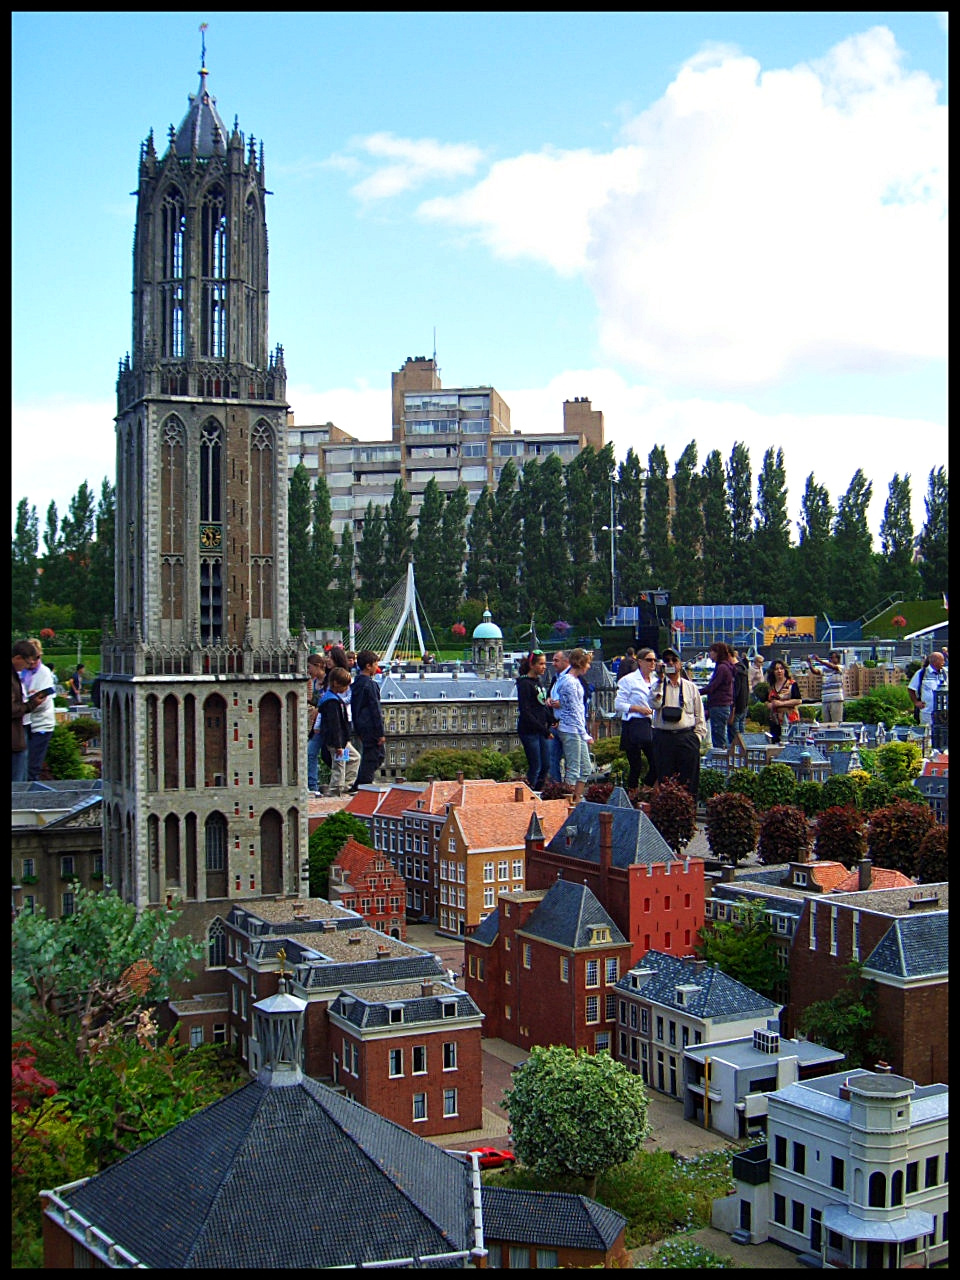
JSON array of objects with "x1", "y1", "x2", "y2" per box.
[{"x1": 174, "y1": 67, "x2": 228, "y2": 159}]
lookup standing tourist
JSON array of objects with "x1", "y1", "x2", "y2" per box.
[
  {"x1": 68, "y1": 663, "x2": 85, "y2": 705},
  {"x1": 317, "y1": 666, "x2": 360, "y2": 795},
  {"x1": 766, "y1": 660, "x2": 802, "y2": 744},
  {"x1": 614, "y1": 648, "x2": 658, "y2": 790},
  {"x1": 702, "y1": 642, "x2": 735, "y2": 749},
  {"x1": 748, "y1": 654, "x2": 766, "y2": 695},
  {"x1": 808, "y1": 650, "x2": 845, "y2": 723},
  {"x1": 728, "y1": 647, "x2": 750, "y2": 743},
  {"x1": 545, "y1": 649, "x2": 571, "y2": 784},
  {"x1": 554, "y1": 647, "x2": 594, "y2": 804},
  {"x1": 305, "y1": 654, "x2": 327, "y2": 796},
  {"x1": 515, "y1": 650, "x2": 552, "y2": 792},
  {"x1": 349, "y1": 650, "x2": 385, "y2": 790},
  {"x1": 908, "y1": 651, "x2": 946, "y2": 727},
  {"x1": 12, "y1": 640, "x2": 48, "y2": 782},
  {"x1": 21, "y1": 647, "x2": 58, "y2": 781},
  {"x1": 650, "y1": 646, "x2": 707, "y2": 797}
]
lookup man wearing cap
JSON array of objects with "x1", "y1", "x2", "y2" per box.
[{"x1": 650, "y1": 647, "x2": 707, "y2": 798}]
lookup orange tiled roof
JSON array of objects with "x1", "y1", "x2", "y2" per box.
[
  {"x1": 334, "y1": 837, "x2": 385, "y2": 882},
  {"x1": 453, "y1": 799, "x2": 570, "y2": 852},
  {"x1": 342, "y1": 791, "x2": 383, "y2": 817},
  {"x1": 374, "y1": 787, "x2": 419, "y2": 817},
  {"x1": 832, "y1": 866, "x2": 917, "y2": 894},
  {"x1": 806, "y1": 862, "x2": 851, "y2": 893}
]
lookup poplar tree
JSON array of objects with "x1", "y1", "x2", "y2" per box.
[
  {"x1": 615, "y1": 449, "x2": 648, "y2": 605},
  {"x1": 286, "y1": 464, "x2": 313, "y2": 629},
  {"x1": 878, "y1": 474, "x2": 921, "y2": 602},
  {"x1": 795, "y1": 474, "x2": 834, "y2": 616},
  {"x1": 437, "y1": 486, "x2": 469, "y2": 621},
  {"x1": 356, "y1": 501, "x2": 388, "y2": 602},
  {"x1": 464, "y1": 486, "x2": 495, "y2": 605},
  {"x1": 88, "y1": 479, "x2": 116, "y2": 627},
  {"x1": 516, "y1": 461, "x2": 547, "y2": 617},
  {"x1": 831, "y1": 470, "x2": 877, "y2": 619},
  {"x1": 383, "y1": 479, "x2": 414, "y2": 574},
  {"x1": 412, "y1": 478, "x2": 446, "y2": 622},
  {"x1": 334, "y1": 526, "x2": 356, "y2": 619},
  {"x1": 917, "y1": 466, "x2": 948, "y2": 599},
  {"x1": 12, "y1": 497, "x2": 39, "y2": 633},
  {"x1": 310, "y1": 474, "x2": 336, "y2": 624},
  {"x1": 564, "y1": 451, "x2": 597, "y2": 598},
  {"x1": 699, "y1": 450, "x2": 730, "y2": 602},
  {"x1": 726, "y1": 443, "x2": 754, "y2": 602},
  {"x1": 670, "y1": 441, "x2": 703, "y2": 605},
  {"x1": 491, "y1": 459, "x2": 522, "y2": 619},
  {"x1": 752, "y1": 447, "x2": 791, "y2": 615},
  {"x1": 643, "y1": 445, "x2": 672, "y2": 588},
  {"x1": 539, "y1": 453, "x2": 570, "y2": 619}
]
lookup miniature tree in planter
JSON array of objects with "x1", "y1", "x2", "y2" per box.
[
  {"x1": 755, "y1": 762, "x2": 797, "y2": 811},
  {"x1": 821, "y1": 772, "x2": 861, "y2": 812},
  {"x1": 793, "y1": 779, "x2": 824, "y2": 817},
  {"x1": 866, "y1": 800, "x2": 936, "y2": 875},
  {"x1": 705, "y1": 791, "x2": 758, "y2": 864},
  {"x1": 814, "y1": 805, "x2": 866, "y2": 866},
  {"x1": 725, "y1": 768, "x2": 760, "y2": 804},
  {"x1": 915, "y1": 824, "x2": 948, "y2": 883},
  {"x1": 648, "y1": 777, "x2": 697, "y2": 852},
  {"x1": 859, "y1": 777, "x2": 894, "y2": 814},
  {"x1": 698, "y1": 768, "x2": 727, "y2": 804},
  {"x1": 757, "y1": 804, "x2": 811, "y2": 866}
]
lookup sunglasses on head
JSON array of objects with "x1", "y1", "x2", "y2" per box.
[{"x1": 530, "y1": 649, "x2": 544, "y2": 657}]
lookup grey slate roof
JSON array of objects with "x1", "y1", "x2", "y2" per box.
[
  {"x1": 862, "y1": 912, "x2": 949, "y2": 979},
  {"x1": 616, "y1": 949, "x2": 778, "y2": 1022},
  {"x1": 545, "y1": 799, "x2": 679, "y2": 868},
  {"x1": 173, "y1": 71, "x2": 228, "y2": 158},
  {"x1": 470, "y1": 908, "x2": 502, "y2": 946},
  {"x1": 330, "y1": 987, "x2": 481, "y2": 1028},
  {"x1": 776, "y1": 741, "x2": 830, "y2": 766},
  {"x1": 606, "y1": 785, "x2": 635, "y2": 809},
  {"x1": 59, "y1": 1076, "x2": 474, "y2": 1268},
  {"x1": 481, "y1": 1187, "x2": 626, "y2": 1250},
  {"x1": 379, "y1": 674, "x2": 517, "y2": 702},
  {"x1": 295, "y1": 952, "x2": 445, "y2": 992},
  {"x1": 521, "y1": 879, "x2": 626, "y2": 950}
]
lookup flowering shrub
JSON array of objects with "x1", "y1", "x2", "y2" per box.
[
  {"x1": 646, "y1": 1233, "x2": 734, "y2": 1269},
  {"x1": 451, "y1": 622, "x2": 466, "y2": 638},
  {"x1": 39, "y1": 628, "x2": 56, "y2": 641}
]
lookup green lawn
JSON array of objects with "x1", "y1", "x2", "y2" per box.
[{"x1": 865, "y1": 599, "x2": 947, "y2": 638}]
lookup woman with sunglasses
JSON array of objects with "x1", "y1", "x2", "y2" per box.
[
  {"x1": 515, "y1": 650, "x2": 552, "y2": 792},
  {"x1": 614, "y1": 648, "x2": 659, "y2": 790}
]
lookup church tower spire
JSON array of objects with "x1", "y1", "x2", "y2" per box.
[{"x1": 102, "y1": 53, "x2": 308, "y2": 916}]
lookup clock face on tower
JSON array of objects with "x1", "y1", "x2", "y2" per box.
[{"x1": 199, "y1": 524, "x2": 223, "y2": 549}]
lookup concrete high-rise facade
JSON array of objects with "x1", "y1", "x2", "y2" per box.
[
  {"x1": 288, "y1": 356, "x2": 606, "y2": 545},
  {"x1": 102, "y1": 59, "x2": 309, "y2": 913}
]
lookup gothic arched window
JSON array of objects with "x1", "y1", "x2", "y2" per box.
[
  {"x1": 244, "y1": 193, "x2": 261, "y2": 364},
  {"x1": 160, "y1": 417, "x2": 185, "y2": 620},
  {"x1": 160, "y1": 186, "x2": 185, "y2": 358},
  {"x1": 199, "y1": 420, "x2": 223, "y2": 523},
  {"x1": 207, "y1": 915, "x2": 226, "y2": 968},
  {"x1": 201, "y1": 185, "x2": 228, "y2": 358}
]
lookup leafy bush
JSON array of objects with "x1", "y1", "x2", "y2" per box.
[
  {"x1": 649, "y1": 778, "x2": 697, "y2": 852},
  {"x1": 891, "y1": 781, "x2": 927, "y2": 807},
  {"x1": 596, "y1": 1148, "x2": 734, "y2": 1248},
  {"x1": 814, "y1": 805, "x2": 867, "y2": 866},
  {"x1": 752, "y1": 681, "x2": 769, "y2": 702},
  {"x1": 757, "y1": 804, "x2": 812, "y2": 866},
  {"x1": 705, "y1": 791, "x2": 758, "y2": 864},
  {"x1": 798, "y1": 703, "x2": 818, "y2": 721},
  {"x1": 845, "y1": 686, "x2": 914, "y2": 725},
  {"x1": 64, "y1": 715, "x2": 101, "y2": 745},
  {"x1": 821, "y1": 772, "x2": 861, "y2": 811},
  {"x1": 793, "y1": 779, "x2": 824, "y2": 816},
  {"x1": 697, "y1": 768, "x2": 727, "y2": 804},
  {"x1": 540, "y1": 780, "x2": 574, "y2": 801},
  {"x1": 44, "y1": 723, "x2": 94, "y2": 780},
  {"x1": 873, "y1": 741, "x2": 923, "y2": 786},
  {"x1": 646, "y1": 1233, "x2": 734, "y2": 1268},
  {"x1": 405, "y1": 747, "x2": 517, "y2": 781},
  {"x1": 307, "y1": 811, "x2": 372, "y2": 896},
  {"x1": 593, "y1": 737, "x2": 624, "y2": 766},
  {"x1": 915, "y1": 824, "x2": 948, "y2": 883},
  {"x1": 725, "y1": 768, "x2": 760, "y2": 802},
  {"x1": 866, "y1": 800, "x2": 936, "y2": 874},
  {"x1": 748, "y1": 701, "x2": 771, "y2": 726},
  {"x1": 859, "y1": 777, "x2": 894, "y2": 813},
  {"x1": 755, "y1": 762, "x2": 797, "y2": 811},
  {"x1": 585, "y1": 781, "x2": 614, "y2": 804}
]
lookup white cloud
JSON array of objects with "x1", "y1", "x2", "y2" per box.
[
  {"x1": 287, "y1": 381, "x2": 392, "y2": 439},
  {"x1": 410, "y1": 27, "x2": 946, "y2": 389},
  {"x1": 347, "y1": 132, "x2": 485, "y2": 201},
  {"x1": 11, "y1": 397, "x2": 117, "y2": 529}
]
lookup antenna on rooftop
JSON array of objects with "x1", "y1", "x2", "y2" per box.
[{"x1": 433, "y1": 326, "x2": 439, "y2": 377}]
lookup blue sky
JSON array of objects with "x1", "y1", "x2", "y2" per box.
[{"x1": 12, "y1": 11, "x2": 947, "y2": 542}]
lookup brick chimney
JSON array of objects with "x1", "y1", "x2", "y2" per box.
[
  {"x1": 599, "y1": 810, "x2": 613, "y2": 900},
  {"x1": 515, "y1": 785, "x2": 525, "y2": 802},
  {"x1": 421, "y1": 981, "x2": 435, "y2": 997},
  {"x1": 858, "y1": 857, "x2": 872, "y2": 891}
]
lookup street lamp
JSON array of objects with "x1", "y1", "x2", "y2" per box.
[{"x1": 600, "y1": 474, "x2": 623, "y2": 625}]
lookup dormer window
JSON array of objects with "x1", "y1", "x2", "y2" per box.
[
  {"x1": 794, "y1": 870, "x2": 808, "y2": 886},
  {"x1": 590, "y1": 926, "x2": 611, "y2": 944},
  {"x1": 388, "y1": 1006, "x2": 403, "y2": 1024},
  {"x1": 441, "y1": 1000, "x2": 457, "y2": 1018}
]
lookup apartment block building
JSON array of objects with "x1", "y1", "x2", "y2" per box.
[
  {"x1": 287, "y1": 356, "x2": 605, "y2": 544},
  {"x1": 464, "y1": 880, "x2": 632, "y2": 1055}
]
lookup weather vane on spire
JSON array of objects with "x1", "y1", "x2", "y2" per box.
[{"x1": 199, "y1": 21, "x2": 208, "y2": 72}]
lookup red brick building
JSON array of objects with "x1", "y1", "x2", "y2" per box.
[
  {"x1": 328, "y1": 975, "x2": 483, "y2": 1136},
  {"x1": 524, "y1": 797, "x2": 706, "y2": 965},
  {"x1": 465, "y1": 877, "x2": 631, "y2": 1056},
  {"x1": 328, "y1": 837, "x2": 407, "y2": 939},
  {"x1": 787, "y1": 883, "x2": 948, "y2": 1085}
]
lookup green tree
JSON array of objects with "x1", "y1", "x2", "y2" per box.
[
  {"x1": 616, "y1": 450, "x2": 649, "y2": 604},
  {"x1": 795, "y1": 474, "x2": 835, "y2": 616},
  {"x1": 564, "y1": 451, "x2": 598, "y2": 599},
  {"x1": 464, "y1": 486, "x2": 495, "y2": 604},
  {"x1": 333, "y1": 525, "x2": 356, "y2": 618},
  {"x1": 437, "y1": 486, "x2": 469, "y2": 621},
  {"x1": 384, "y1": 478, "x2": 414, "y2": 574},
  {"x1": 307, "y1": 810, "x2": 373, "y2": 897},
  {"x1": 491, "y1": 458, "x2": 523, "y2": 620},
  {"x1": 88, "y1": 478, "x2": 116, "y2": 627},
  {"x1": 412, "y1": 477, "x2": 446, "y2": 622},
  {"x1": 831, "y1": 470, "x2": 876, "y2": 618},
  {"x1": 725, "y1": 443, "x2": 753, "y2": 602},
  {"x1": 287, "y1": 463, "x2": 313, "y2": 629},
  {"x1": 516, "y1": 460, "x2": 547, "y2": 615},
  {"x1": 538, "y1": 454, "x2": 569, "y2": 619},
  {"x1": 670, "y1": 442, "x2": 703, "y2": 604},
  {"x1": 695, "y1": 896, "x2": 780, "y2": 997},
  {"x1": 877, "y1": 473, "x2": 921, "y2": 602},
  {"x1": 699, "y1": 450, "x2": 731, "y2": 602},
  {"x1": 502, "y1": 1044, "x2": 649, "y2": 1198},
  {"x1": 357, "y1": 500, "x2": 387, "y2": 601},
  {"x1": 12, "y1": 497, "x2": 39, "y2": 632},
  {"x1": 57, "y1": 481, "x2": 97, "y2": 627},
  {"x1": 643, "y1": 445, "x2": 672, "y2": 588},
  {"x1": 310, "y1": 474, "x2": 337, "y2": 624},
  {"x1": 39, "y1": 500, "x2": 71, "y2": 614},
  {"x1": 873, "y1": 740, "x2": 923, "y2": 786},
  {"x1": 752, "y1": 448, "x2": 791, "y2": 614},
  {"x1": 797, "y1": 960, "x2": 889, "y2": 1069},
  {"x1": 916, "y1": 466, "x2": 948, "y2": 598},
  {"x1": 43, "y1": 723, "x2": 93, "y2": 780}
]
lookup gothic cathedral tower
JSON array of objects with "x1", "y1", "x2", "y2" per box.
[{"x1": 101, "y1": 58, "x2": 309, "y2": 915}]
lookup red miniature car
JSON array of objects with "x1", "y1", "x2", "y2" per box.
[{"x1": 468, "y1": 1146, "x2": 516, "y2": 1169}]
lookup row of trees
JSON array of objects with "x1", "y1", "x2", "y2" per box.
[{"x1": 12, "y1": 447, "x2": 948, "y2": 640}]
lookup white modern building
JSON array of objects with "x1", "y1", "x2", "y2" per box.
[{"x1": 713, "y1": 1068, "x2": 949, "y2": 1268}]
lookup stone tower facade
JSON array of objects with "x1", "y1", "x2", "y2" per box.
[{"x1": 101, "y1": 61, "x2": 309, "y2": 914}]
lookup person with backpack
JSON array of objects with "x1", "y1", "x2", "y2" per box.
[
  {"x1": 316, "y1": 666, "x2": 360, "y2": 795},
  {"x1": 729, "y1": 647, "x2": 750, "y2": 744}
]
